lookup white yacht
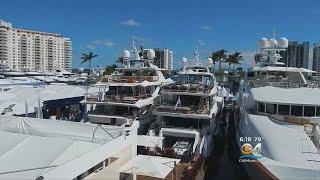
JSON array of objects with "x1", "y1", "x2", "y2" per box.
[
  {"x1": 144, "y1": 49, "x2": 222, "y2": 179},
  {"x1": 0, "y1": 71, "x2": 45, "y2": 87},
  {"x1": 81, "y1": 40, "x2": 172, "y2": 133},
  {"x1": 237, "y1": 34, "x2": 320, "y2": 179},
  {"x1": 0, "y1": 71, "x2": 78, "y2": 85}
]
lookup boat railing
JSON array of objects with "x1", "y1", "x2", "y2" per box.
[
  {"x1": 85, "y1": 92, "x2": 100, "y2": 101},
  {"x1": 105, "y1": 95, "x2": 140, "y2": 103},
  {"x1": 155, "y1": 104, "x2": 210, "y2": 115},
  {"x1": 107, "y1": 75, "x2": 158, "y2": 83},
  {"x1": 248, "y1": 79, "x2": 305, "y2": 88},
  {"x1": 85, "y1": 92, "x2": 152, "y2": 103},
  {"x1": 162, "y1": 84, "x2": 213, "y2": 94}
]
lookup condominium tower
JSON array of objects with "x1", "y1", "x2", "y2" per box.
[
  {"x1": 0, "y1": 20, "x2": 72, "y2": 72},
  {"x1": 313, "y1": 43, "x2": 320, "y2": 72},
  {"x1": 279, "y1": 41, "x2": 309, "y2": 69},
  {"x1": 142, "y1": 48, "x2": 173, "y2": 70}
]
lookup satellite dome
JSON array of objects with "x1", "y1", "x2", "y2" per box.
[
  {"x1": 278, "y1": 37, "x2": 288, "y2": 48},
  {"x1": 207, "y1": 58, "x2": 213, "y2": 65},
  {"x1": 258, "y1": 38, "x2": 269, "y2": 48},
  {"x1": 240, "y1": 79, "x2": 245, "y2": 86},
  {"x1": 147, "y1": 49, "x2": 156, "y2": 59},
  {"x1": 269, "y1": 38, "x2": 277, "y2": 47},
  {"x1": 122, "y1": 50, "x2": 130, "y2": 59},
  {"x1": 181, "y1": 57, "x2": 188, "y2": 64},
  {"x1": 78, "y1": 67, "x2": 84, "y2": 72}
]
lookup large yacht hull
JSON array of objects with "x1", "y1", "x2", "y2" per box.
[{"x1": 235, "y1": 107, "x2": 320, "y2": 180}]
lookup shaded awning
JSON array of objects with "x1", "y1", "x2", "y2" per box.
[{"x1": 120, "y1": 155, "x2": 180, "y2": 179}]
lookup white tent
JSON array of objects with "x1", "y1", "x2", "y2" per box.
[
  {"x1": 0, "y1": 85, "x2": 85, "y2": 116},
  {"x1": 0, "y1": 116, "x2": 137, "y2": 180},
  {"x1": 120, "y1": 155, "x2": 180, "y2": 179}
]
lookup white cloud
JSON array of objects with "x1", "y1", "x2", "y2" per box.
[
  {"x1": 93, "y1": 40, "x2": 115, "y2": 47},
  {"x1": 198, "y1": 40, "x2": 205, "y2": 46},
  {"x1": 86, "y1": 44, "x2": 96, "y2": 50},
  {"x1": 121, "y1": 19, "x2": 140, "y2": 27},
  {"x1": 200, "y1": 26, "x2": 212, "y2": 31},
  {"x1": 131, "y1": 35, "x2": 152, "y2": 45},
  {"x1": 87, "y1": 40, "x2": 115, "y2": 50}
]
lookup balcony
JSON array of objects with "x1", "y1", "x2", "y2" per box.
[
  {"x1": 153, "y1": 104, "x2": 212, "y2": 120},
  {"x1": 85, "y1": 93, "x2": 149, "y2": 104},
  {"x1": 108, "y1": 76, "x2": 159, "y2": 83},
  {"x1": 161, "y1": 84, "x2": 214, "y2": 95}
]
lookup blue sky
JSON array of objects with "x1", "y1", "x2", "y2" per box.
[{"x1": 1, "y1": 0, "x2": 320, "y2": 69}]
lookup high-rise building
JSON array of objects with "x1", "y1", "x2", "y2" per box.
[
  {"x1": 279, "y1": 41, "x2": 309, "y2": 69},
  {"x1": 142, "y1": 48, "x2": 173, "y2": 70},
  {"x1": 313, "y1": 43, "x2": 320, "y2": 72},
  {"x1": 153, "y1": 48, "x2": 173, "y2": 70},
  {"x1": 0, "y1": 20, "x2": 72, "y2": 72}
]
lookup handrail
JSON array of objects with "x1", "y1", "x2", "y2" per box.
[
  {"x1": 91, "y1": 124, "x2": 116, "y2": 142},
  {"x1": 0, "y1": 165, "x2": 57, "y2": 175},
  {"x1": 109, "y1": 75, "x2": 158, "y2": 83}
]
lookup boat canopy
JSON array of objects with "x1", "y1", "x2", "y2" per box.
[
  {"x1": 252, "y1": 66, "x2": 315, "y2": 73},
  {"x1": 250, "y1": 86, "x2": 320, "y2": 106}
]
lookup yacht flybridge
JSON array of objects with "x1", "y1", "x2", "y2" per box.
[
  {"x1": 237, "y1": 33, "x2": 320, "y2": 179},
  {"x1": 82, "y1": 40, "x2": 171, "y2": 132},
  {"x1": 145, "y1": 48, "x2": 222, "y2": 179}
]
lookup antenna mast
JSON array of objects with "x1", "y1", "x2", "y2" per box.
[
  {"x1": 194, "y1": 44, "x2": 200, "y2": 65},
  {"x1": 131, "y1": 36, "x2": 140, "y2": 60}
]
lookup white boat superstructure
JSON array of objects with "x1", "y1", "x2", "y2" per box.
[
  {"x1": 142, "y1": 48, "x2": 222, "y2": 178},
  {"x1": 0, "y1": 72, "x2": 45, "y2": 87},
  {"x1": 237, "y1": 34, "x2": 320, "y2": 179},
  {"x1": 0, "y1": 71, "x2": 87, "y2": 85},
  {"x1": 82, "y1": 40, "x2": 172, "y2": 131}
]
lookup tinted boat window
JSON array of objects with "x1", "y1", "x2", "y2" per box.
[
  {"x1": 278, "y1": 105, "x2": 290, "y2": 115},
  {"x1": 304, "y1": 106, "x2": 315, "y2": 117},
  {"x1": 317, "y1": 107, "x2": 320, "y2": 116},
  {"x1": 258, "y1": 102, "x2": 265, "y2": 113},
  {"x1": 291, "y1": 105, "x2": 303, "y2": 116},
  {"x1": 247, "y1": 72, "x2": 255, "y2": 77},
  {"x1": 266, "y1": 103, "x2": 277, "y2": 114}
]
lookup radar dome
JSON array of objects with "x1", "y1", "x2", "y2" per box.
[
  {"x1": 207, "y1": 58, "x2": 213, "y2": 65},
  {"x1": 122, "y1": 50, "x2": 130, "y2": 59},
  {"x1": 278, "y1": 37, "x2": 288, "y2": 48},
  {"x1": 240, "y1": 79, "x2": 245, "y2": 86},
  {"x1": 181, "y1": 57, "x2": 188, "y2": 64},
  {"x1": 147, "y1": 49, "x2": 156, "y2": 59},
  {"x1": 269, "y1": 38, "x2": 277, "y2": 47},
  {"x1": 258, "y1": 38, "x2": 269, "y2": 48},
  {"x1": 78, "y1": 67, "x2": 84, "y2": 72}
]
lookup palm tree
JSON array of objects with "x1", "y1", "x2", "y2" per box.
[
  {"x1": 209, "y1": 53, "x2": 218, "y2": 70},
  {"x1": 227, "y1": 52, "x2": 243, "y2": 71},
  {"x1": 81, "y1": 52, "x2": 98, "y2": 76},
  {"x1": 226, "y1": 55, "x2": 233, "y2": 70},
  {"x1": 211, "y1": 49, "x2": 227, "y2": 71},
  {"x1": 103, "y1": 64, "x2": 118, "y2": 75}
]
